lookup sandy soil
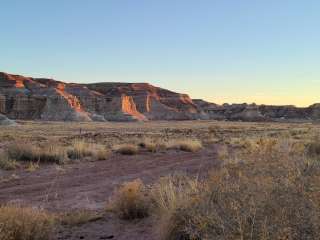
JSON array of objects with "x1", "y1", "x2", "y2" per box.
[
  {"x1": 0, "y1": 147, "x2": 220, "y2": 240},
  {"x1": 1, "y1": 120, "x2": 316, "y2": 239}
]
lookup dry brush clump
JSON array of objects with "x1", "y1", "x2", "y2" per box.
[
  {"x1": 167, "y1": 139, "x2": 203, "y2": 152},
  {"x1": 59, "y1": 210, "x2": 102, "y2": 226},
  {"x1": 67, "y1": 139, "x2": 110, "y2": 160},
  {"x1": 0, "y1": 205, "x2": 55, "y2": 240},
  {"x1": 0, "y1": 153, "x2": 19, "y2": 170},
  {"x1": 150, "y1": 138, "x2": 320, "y2": 240},
  {"x1": 107, "y1": 179, "x2": 150, "y2": 220},
  {"x1": 67, "y1": 139, "x2": 95, "y2": 159},
  {"x1": 5, "y1": 142, "x2": 67, "y2": 165},
  {"x1": 139, "y1": 138, "x2": 172, "y2": 152},
  {"x1": 113, "y1": 144, "x2": 139, "y2": 155}
]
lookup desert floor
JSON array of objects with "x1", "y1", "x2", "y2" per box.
[{"x1": 0, "y1": 120, "x2": 319, "y2": 239}]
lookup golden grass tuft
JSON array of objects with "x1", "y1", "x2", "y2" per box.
[
  {"x1": 139, "y1": 138, "x2": 158, "y2": 152},
  {"x1": 151, "y1": 174, "x2": 204, "y2": 240},
  {"x1": 0, "y1": 205, "x2": 55, "y2": 240},
  {"x1": 67, "y1": 140, "x2": 110, "y2": 160},
  {"x1": 59, "y1": 210, "x2": 102, "y2": 226},
  {"x1": 37, "y1": 145, "x2": 68, "y2": 164},
  {"x1": 26, "y1": 162, "x2": 40, "y2": 172},
  {"x1": 114, "y1": 144, "x2": 139, "y2": 155},
  {"x1": 167, "y1": 139, "x2": 203, "y2": 152},
  {"x1": 6, "y1": 143, "x2": 39, "y2": 162},
  {"x1": 0, "y1": 153, "x2": 19, "y2": 170},
  {"x1": 6, "y1": 142, "x2": 67, "y2": 164},
  {"x1": 67, "y1": 139, "x2": 94, "y2": 159},
  {"x1": 108, "y1": 179, "x2": 150, "y2": 219},
  {"x1": 93, "y1": 145, "x2": 110, "y2": 161}
]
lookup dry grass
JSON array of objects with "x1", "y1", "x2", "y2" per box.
[
  {"x1": 0, "y1": 205, "x2": 55, "y2": 240},
  {"x1": 37, "y1": 145, "x2": 68, "y2": 164},
  {"x1": 306, "y1": 140, "x2": 320, "y2": 159},
  {"x1": 6, "y1": 142, "x2": 67, "y2": 164},
  {"x1": 167, "y1": 139, "x2": 203, "y2": 152},
  {"x1": 0, "y1": 153, "x2": 18, "y2": 170},
  {"x1": 108, "y1": 179, "x2": 150, "y2": 219},
  {"x1": 67, "y1": 139, "x2": 94, "y2": 159},
  {"x1": 6, "y1": 143, "x2": 40, "y2": 162},
  {"x1": 67, "y1": 139, "x2": 110, "y2": 160},
  {"x1": 93, "y1": 145, "x2": 110, "y2": 161},
  {"x1": 113, "y1": 144, "x2": 139, "y2": 155},
  {"x1": 26, "y1": 162, "x2": 40, "y2": 172},
  {"x1": 59, "y1": 210, "x2": 102, "y2": 226},
  {"x1": 150, "y1": 138, "x2": 320, "y2": 240},
  {"x1": 139, "y1": 138, "x2": 158, "y2": 152},
  {"x1": 151, "y1": 174, "x2": 203, "y2": 240}
]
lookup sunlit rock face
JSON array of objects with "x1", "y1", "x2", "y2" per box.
[
  {"x1": 0, "y1": 72, "x2": 204, "y2": 121},
  {"x1": 1, "y1": 72, "x2": 319, "y2": 122}
]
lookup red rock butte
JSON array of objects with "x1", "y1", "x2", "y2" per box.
[{"x1": 0, "y1": 72, "x2": 319, "y2": 122}]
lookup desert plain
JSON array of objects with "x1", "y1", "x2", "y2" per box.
[{"x1": 0, "y1": 120, "x2": 320, "y2": 239}]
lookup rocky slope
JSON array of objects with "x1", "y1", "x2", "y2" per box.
[
  {"x1": 0, "y1": 72, "x2": 319, "y2": 122},
  {"x1": 0, "y1": 72, "x2": 203, "y2": 121}
]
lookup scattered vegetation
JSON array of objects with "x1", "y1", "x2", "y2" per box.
[
  {"x1": 0, "y1": 205, "x2": 55, "y2": 240},
  {"x1": 0, "y1": 153, "x2": 18, "y2": 170},
  {"x1": 26, "y1": 162, "x2": 40, "y2": 172},
  {"x1": 306, "y1": 140, "x2": 320, "y2": 159},
  {"x1": 59, "y1": 210, "x2": 102, "y2": 226},
  {"x1": 106, "y1": 137, "x2": 320, "y2": 240},
  {"x1": 67, "y1": 139, "x2": 94, "y2": 159},
  {"x1": 108, "y1": 179, "x2": 150, "y2": 220},
  {"x1": 67, "y1": 139, "x2": 110, "y2": 161},
  {"x1": 5, "y1": 142, "x2": 67, "y2": 164},
  {"x1": 6, "y1": 143, "x2": 40, "y2": 162},
  {"x1": 37, "y1": 145, "x2": 68, "y2": 164},
  {"x1": 114, "y1": 144, "x2": 139, "y2": 155},
  {"x1": 167, "y1": 139, "x2": 203, "y2": 152},
  {"x1": 149, "y1": 138, "x2": 320, "y2": 240},
  {"x1": 139, "y1": 138, "x2": 158, "y2": 152}
]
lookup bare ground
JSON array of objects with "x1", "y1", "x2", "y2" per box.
[{"x1": 0, "y1": 147, "x2": 220, "y2": 240}]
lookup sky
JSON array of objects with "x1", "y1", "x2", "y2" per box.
[{"x1": 1, "y1": 0, "x2": 319, "y2": 106}]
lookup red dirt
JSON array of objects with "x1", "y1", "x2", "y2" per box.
[{"x1": 0, "y1": 147, "x2": 220, "y2": 239}]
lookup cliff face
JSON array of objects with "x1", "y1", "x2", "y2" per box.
[
  {"x1": 0, "y1": 72, "x2": 319, "y2": 122},
  {"x1": 0, "y1": 72, "x2": 202, "y2": 121}
]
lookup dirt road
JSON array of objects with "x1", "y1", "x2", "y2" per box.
[{"x1": 0, "y1": 147, "x2": 220, "y2": 211}]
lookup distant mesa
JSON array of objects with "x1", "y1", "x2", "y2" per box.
[{"x1": 0, "y1": 72, "x2": 319, "y2": 122}]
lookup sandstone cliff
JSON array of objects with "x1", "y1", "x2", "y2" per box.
[
  {"x1": 0, "y1": 72, "x2": 202, "y2": 121},
  {"x1": 0, "y1": 72, "x2": 319, "y2": 122}
]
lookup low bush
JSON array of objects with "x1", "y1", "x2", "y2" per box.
[
  {"x1": 151, "y1": 138, "x2": 320, "y2": 240},
  {"x1": 6, "y1": 142, "x2": 67, "y2": 164},
  {"x1": 108, "y1": 179, "x2": 150, "y2": 219},
  {"x1": 114, "y1": 144, "x2": 139, "y2": 155},
  {"x1": 59, "y1": 210, "x2": 102, "y2": 226},
  {"x1": 167, "y1": 139, "x2": 203, "y2": 152},
  {"x1": 0, "y1": 205, "x2": 55, "y2": 240},
  {"x1": 139, "y1": 138, "x2": 158, "y2": 152},
  {"x1": 67, "y1": 139, "x2": 93, "y2": 159},
  {"x1": 0, "y1": 153, "x2": 18, "y2": 170},
  {"x1": 6, "y1": 143, "x2": 39, "y2": 162}
]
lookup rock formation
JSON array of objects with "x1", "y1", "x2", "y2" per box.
[
  {"x1": 0, "y1": 72, "x2": 319, "y2": 122},
  {"x1": 0, "y1": 72, "x2": 202, "y2": 121}
]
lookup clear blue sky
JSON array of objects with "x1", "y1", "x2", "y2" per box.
[{"x1": 1, "y1": 0, "x2": 319, "y2": 106}]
